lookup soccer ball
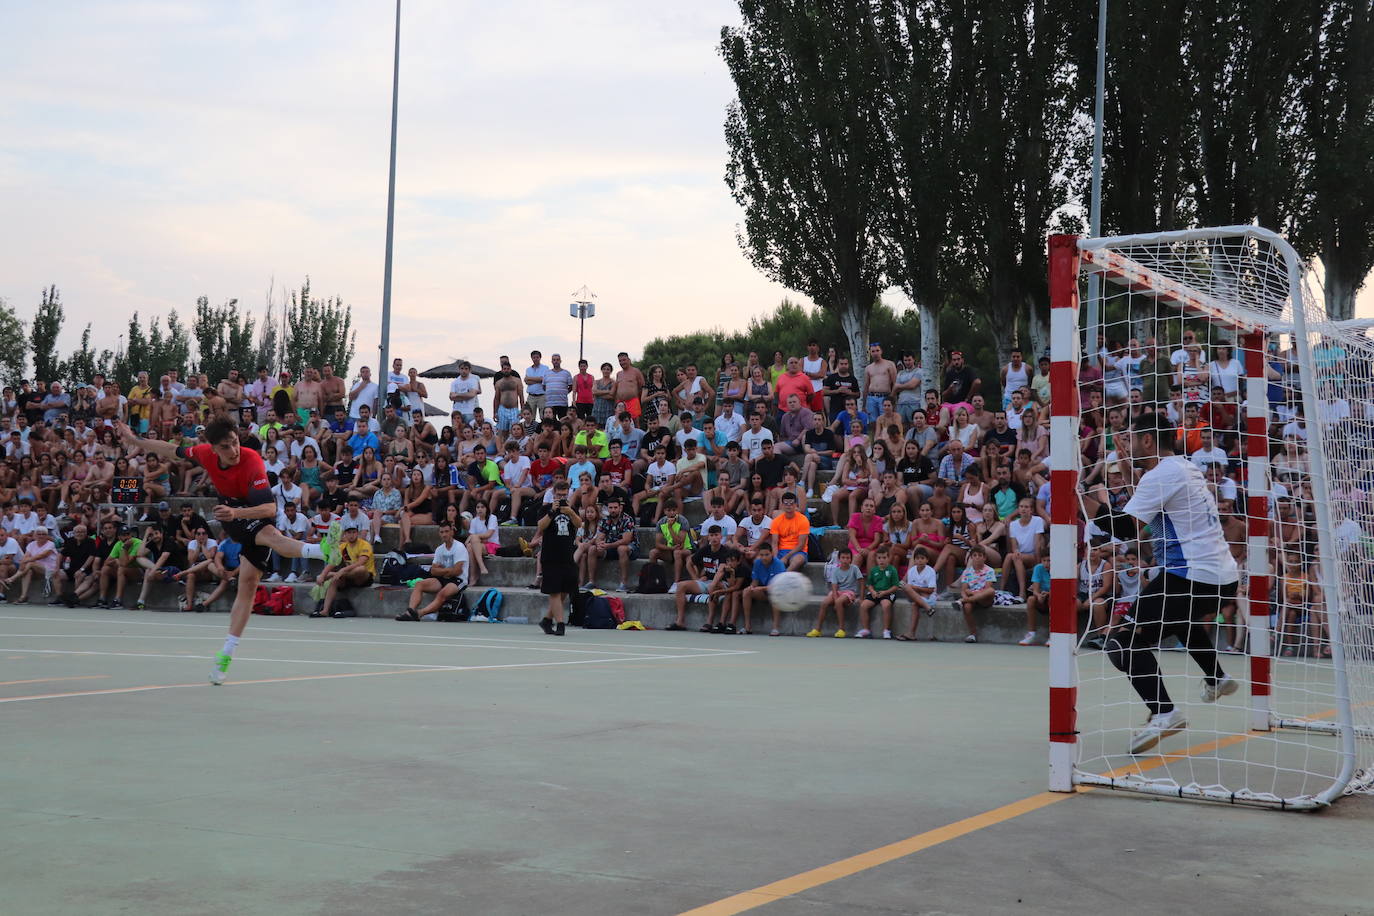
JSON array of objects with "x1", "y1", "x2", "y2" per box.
[{"x1": 767, "y1": 571, "x2": 812, "y2": 612}]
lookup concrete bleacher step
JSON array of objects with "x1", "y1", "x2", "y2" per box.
[
  {"x1": 472, "y1": 555, "x2": 837, "y2": 591},
  {"x1": 52, "y1": 580, "x2": 1039, "y2": 644}
]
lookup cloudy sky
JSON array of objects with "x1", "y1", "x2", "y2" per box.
[
  {"x1": 0, "y1": 0, "x2": 799, "y2": 379},
  {"x1": 1, "y1": 1, "x2": 1368, "y2": 387}
]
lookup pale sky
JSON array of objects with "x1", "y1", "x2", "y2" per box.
[{"x1": 1, "y1": 1, "x2": 1368, "y2": 387}]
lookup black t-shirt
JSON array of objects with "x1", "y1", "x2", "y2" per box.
[
  {"x1": 984, "y1": 426, "x2": 1018, "y2": 456},
  {"x1": 804, "y1": 428, "x2": 838, "y2": 456},
  {"x1": 943, "y1": 366, "x2": 977, "y2": 402},
  {"x1": 692, "y1": 543, "x2": 736, "y2": 580},
  {"x1": 823, "y1": 372, "x2": 860, "y2": 417},
  {"x1": 755, "y1": 454, "x2": 787, "y2": 489},
  {"x1": 318, "y1": 488, "x2": 348, "y2": 512},
  {"x1": 335, "y1": 458, "x2": 359, "y2": 483},
  {"x1": 60, "y1": 536, "x2": 100, "y2": 574},
  {"x1": 895, "y1": 455, "x2": 935, "y2": 485},
  {"x1": 18, "y1": 391, "x2": 44, "y2": 426},
  {"x1": 596, "y1": 486, "x2": 630, "y2": 508},
  {"x1": 541, "y1": 505, "x2": 578, "y2": 565}
]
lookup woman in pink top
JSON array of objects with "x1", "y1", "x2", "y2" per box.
[
  {"x1": 847, "y1": 497, "x2": 885, "y2": 571},
  {"x1": 957, "y1": 466, "x2": 990, "y2": 524}
]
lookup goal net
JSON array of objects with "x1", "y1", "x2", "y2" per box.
[{"x1": 1047, "y1": 226, "x2": 1374, "y2": 809}]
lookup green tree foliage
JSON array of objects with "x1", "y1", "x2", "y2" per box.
[
  {"x1": 192, "y1": 297, "x2": 258, "y2": 384},
  {"x1": 0, "y1": 299, "x2": 28, "y2": 388},
  {"x1": 113, "y1": 312, "x2": 192, "y2": 388},
  {"x1": 29, "y1": 285, "x2": 64, "y2": 385},
  {"x1": 721, "y1": 0, "x2": 888, "y2": 381},
  {"x1": 1295, "y1": 0, "x2": 1374, "y2": 320},
  {"x1": 60, "y1": 325, "x2": 114, "y2": 389},
  {"x1": 281, "y1": 279, "x2": 355, "y2": 379}
]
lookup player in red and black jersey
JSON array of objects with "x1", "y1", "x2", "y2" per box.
[{"x1": 118, "y1": 419, "x2": 332, "y2": 684}]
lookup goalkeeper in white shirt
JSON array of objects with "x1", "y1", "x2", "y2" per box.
[{"x1": 1109, "y1": 411, "x2": 1241, "y2": 754}]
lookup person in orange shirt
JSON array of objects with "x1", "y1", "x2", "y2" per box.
[
  {"x1": 1175, "y1": 402, "x2": 1204, "y2": 455},
  {"x1": 769, "y1": 491, "x2": 811, "y2": 572}
]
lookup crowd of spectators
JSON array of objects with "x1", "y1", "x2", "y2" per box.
[{"x1": 1, "y1": 331, "x2": 1369, "y2": 643}]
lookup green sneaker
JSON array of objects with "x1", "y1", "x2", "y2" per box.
[{"x1": 210, "y1": 651, "x2": 232, "y2": 686}]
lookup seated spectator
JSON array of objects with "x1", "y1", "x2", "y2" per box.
[
  {"x1": 399, "y1": 469, "x2": 433, "y2": 546},
  {"x1": 957, "y1": 545, "x2": 997, "y2": 643},
  {"x1": 396, "y1": 521, "x2": 468, "y2": 621},
  {"x1": 857, "y1": 545, "x2": 900, "y2": 639},
  {"x1": 649, "y1": 502, "x2": 695, "y2": 582},
  {"x1": 4, "y1": 526, "x2": 57, "y2": 604},
  {"x1": 312, "y1": 526, "x2": 375, "y2": 618},
  {"x1": 464, "y1": 501, "x2": 498, "y2": 586},
  {"x1": 267, "y1": 500, "x2": 312, "y2": 583},
  {"x1": 898, "y1": 547, "x2": 938, "y2": 640},
  {"x1": 846, "y1": 496, "x2": 884, "y2": 571},
  {"x1": 770, "y1": 491, "x2": 811, "y2": 572},
  {"x1": 826, "y1": 443, "x2": 874, "y2": 524}
]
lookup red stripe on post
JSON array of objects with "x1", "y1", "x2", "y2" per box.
[
  {"x1": 1050, "y1": 686, "x2": 1077, "y2": 741},
  {"x1": 1049, "y1": 579, "x2": 1077, "y2": 634},
  {"x1": 1245, "y1": 415, "x2": 1268, "y2": 443},
  {"x1": 1049, "y1": 362, "x2": 1077, "y2": 415},
  {"x1": 1050, "y1": 471, "x2": 1078, "y2": 526},
  {"x1": 1247, "y1": 502, "x2": 1268, "y2": 537},
  {"x1": 1250, "y1": 656, "x2": 1271, "y2": 697}
]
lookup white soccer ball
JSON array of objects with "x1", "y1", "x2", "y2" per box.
[{"x1": 767, "y1": 570, "x2": 812, "y2": 612}]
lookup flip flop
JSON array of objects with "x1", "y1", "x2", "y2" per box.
[{"x1": 895, "y1": 634, "x2": 913, "y2": 641}]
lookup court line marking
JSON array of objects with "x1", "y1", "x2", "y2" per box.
[
  {"x1": 0, "y1": 613, "x2": 755, "y2": 655},
  {"x1": 0, "y1": 645, "x2": 754, "y2": 704},
  {"x1": 677, "y1": 733, "x2": 1253, "y2": 916},
  {"x1": 0, "y1": 675, "x2": 109, "y2": 687},
  {"x1": 0, "y1": 632, "x2": 716, "y2": 658}
]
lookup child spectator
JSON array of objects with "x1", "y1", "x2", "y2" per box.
[
  {"x1": 898, "y1": 547, "x2": 937, "y2": 640},
  {"x1": 810, "y1": 546, "x2": 860, "y2": 638},
  {"x1": 957, "y1": 545, "x2": 998, "y2": 643},
  {"x1": 857, "y1": 546, "x2": 900, "y2": 639}
]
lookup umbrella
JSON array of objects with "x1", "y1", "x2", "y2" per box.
[{"x1": 419, "y1": 359, "x2": 497, "y2": 379}]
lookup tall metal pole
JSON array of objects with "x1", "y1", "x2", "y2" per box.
[
  {"x1": 376, "y1": 0, "x2": 401, "y2": 415},
  {"x1": 578, "y1": 309, "x2": 586, "y2": 364},
  {"x1": 1085, "y1": 0, "x2": 1107, "y2": 368}
]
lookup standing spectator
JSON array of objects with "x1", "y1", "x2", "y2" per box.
[
  {"x1": 348, "y1": 367, "x2": 378, "y2": 420},
  {"x1": 612, "y1": 352, "x2": 646, "y2": 422},
  {"x1": 450, "y1": 361, "x2": 484, "y2": 424},
  {"x1": 941, "y1": 350, "x2": 981, "y2": 407},
  {"x1": 543, "y1": 353, "x2": 573, "y2": 418},
  {"x1": 999, "y1": 348, "x2": 1032, "y2": 410},
  {"x1": 862, "y1": 343, "x2": 897, "y2": 419},
  {"x1": 573, "y1": 359, "x2": 596, "y2": 421},
  {"x1": 801, "y1": 340, "x2": 828, "y2": 412},
  {"x1": 320, "y1": 364, "x2": 347, "y2": 415},
  {"x1": 524, "y1": 350, "x2": 550, "y2": 418}
]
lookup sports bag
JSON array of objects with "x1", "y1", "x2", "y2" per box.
[
  {"x1": 582, "y1": 594, "x2": 616, "y2": 629},
  {"x1": 470, "y1": 588, "x2": 504, "y2": 621},
  {"x1": 636, "y1": 561, "x2": 669, "y2": 595}
]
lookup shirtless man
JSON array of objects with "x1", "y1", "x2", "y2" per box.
[
  {"x1": 95, "y1": 382, "x2": 122, "y2": 425},
  {"x1": 490, "y1": 356, "x2": 524, "y2": 432},
  {"x1": 673, "y1": 363, "x2": 715, "y2": 415},
  {"x1": 85, "y1": 453, "x2": 114, "y2": 501},
  {"x1": 863, "y1": 342, "x2": 897, "y2": 420},
  {"x1": 211, "y1": 369, "x2": 245, "y2": 417},
  {"x1": 320, "y1": 364, "x2": 347, "y2": 414},
  {"x1": 150, "y1": 385, "x2": 179, "y2": 439},
  {"x1": 612, "y1": 352, "x2": 646, "y2": 422},
  {"x1": 295, "y1": 367, "x2": 325, "y2": 420}
]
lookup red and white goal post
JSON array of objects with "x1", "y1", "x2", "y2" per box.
[{"x1": 1047, "y1": 226, "x2": 1374, "y2": 809}]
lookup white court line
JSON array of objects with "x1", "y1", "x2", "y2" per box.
[
  {"x1": 0, "y1": 613, "x2": 755, "y2": 655},
  {"x1": 4, "y1": 648, "x2": 459, "y2": 669},
  {"x1": 0, "y1": 645, "x2": 751, "y2": 704},
  {"x1": 0, "y1": 633, "x2": 697, "y2": 658}
]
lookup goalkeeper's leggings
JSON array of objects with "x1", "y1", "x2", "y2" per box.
[{"x1": 1105, "y1": 572, "x2": 1238, "y2": 716}]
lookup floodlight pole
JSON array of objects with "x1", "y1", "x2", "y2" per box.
[
  {"x1": 376, "y1": 0, "x2": 401, "y2": 415},
  {"x1": 569, "y1": 285, "x2": 597, "y2": 364},
  {"x1": 1085, "y1": 0, "x2": 1107, "y2": 368}
]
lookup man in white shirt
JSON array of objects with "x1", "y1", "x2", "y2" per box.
[
  {"x1": 0, "y1": 531, "x2": 22, "y2": 583},
  {"x1": 448, "y1": 362, "x2": 482, "y2": 422},
  {"x1": 1111, "y1": 411, "x2": 1240, "y2": 755},
  {"x1": 698, "y1": 499, "x2": 738, "y2": 540},
  {"x1": 543, "y1": 353, "x2": 574, "y2": 418},
  {"x1": 348, "y1": 366, "x2": 379, "y2": 420},
  {"x1": 1188, "y1": 428, "x2": 1230, "y2": 470},
  {"x1": 385, "y1": 358, "x2": 408, "y2": 400},
  {"x1": 9, "y1": 501, "x2": 40, "y2": 547},
  {"x1": 268, "y1": 501, "x2": 312, "y2": 582},
  {"x1": 737, "y1": 413, "x2": 774, "y2": 462},
  {"x1": 524, "y1": 351, "x2": 550, "y2": 418},
  {"x1": 714, "y1": 400, "x2": 744, "y2": 444},
  {"x1": 733, "y1": 498, "x2": 772, "y2": 560},
  {"x1": 397, "y1": 521, "x2": 468, "y2": 621}
]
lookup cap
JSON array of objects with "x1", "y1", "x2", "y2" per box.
[{"x1": 156, "y1": 501, "x2": 170, "y2": 511}]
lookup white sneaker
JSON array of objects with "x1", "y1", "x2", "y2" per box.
[
  {"x1": 264, "y1": 573, "x2": 283, "y2": 583},
  {"x1": 284, "y1": 573, "x2": 299, "y2": 583},
  {"x1": 881, "y1": 629, "x2": 892, "y2": 640},
  {"x1": 854, "y1": 628, "x2": 872, "y2": 639},
  {"x1": 1200, "y1": 676, "x2": 1239, "y2": 703},
  {"x1": 964, "y1": 634, "x2": 978, "y2": 643},
  {"x1": 470, "y1": 614, "x2": 490, "y2": 623},
  {"x1": 1130, "y1": 708, "x2": 1187, "y2": 754},
  {"x1": 1018, "y1": 631, "x2": 1040, "y2": 646}
]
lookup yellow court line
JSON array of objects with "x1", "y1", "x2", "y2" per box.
[
  {"x1": 0, "y1": 675, "x2": 109, "y2": 687},
  {"x1": 678, "y1": 731, "x2": 1258, "y2": 916}
]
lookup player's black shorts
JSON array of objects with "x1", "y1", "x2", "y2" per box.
[
  {"x1": 224, "y1": 516, "x2": 273, "y2": 573},
  {"x1": 541, "y1": 562, "x2": 579, "y2": 596}
]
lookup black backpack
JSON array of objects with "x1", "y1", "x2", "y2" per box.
[
  {"x1": 436, "y1": 592, "x2": 469, "y2": 622},
  {"x1": 636, "y1": 561, "x2": 669, "y2": 595},
  {"x1": 582, "y1": 594, "x2": 616, "y2": 629},
  {"x1": 569, "y1": 589, "x2": 592, "y2": 627}
]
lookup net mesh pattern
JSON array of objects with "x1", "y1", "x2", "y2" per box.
[{"x1": 1066, "y1": 230, "x2": 1374, "y2": 807}]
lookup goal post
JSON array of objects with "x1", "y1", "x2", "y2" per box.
[{"x1": 1047, "y1": 226, "x2": 1374, "y2": 809}]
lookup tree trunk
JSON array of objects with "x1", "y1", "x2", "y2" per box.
[
  {"x1": 1027, "y1": 302, "x2": 1050, "y2": 362},
  {"x1": 989, "y1": 308, "x2": 1015, "y2": 395},
  {"x1": 838, "y1": 301, "x2": 869, "y2": 385},
  {"x1": 917, "y1": 301, "x2": 940, "y2": 395},
  {"x1": 1324, "y1": 263, "x2": 1356, "y2": 322}
]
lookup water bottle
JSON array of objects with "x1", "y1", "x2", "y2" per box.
[{"x1": 503, "y1": 615, "x2": 529, "y2": 625}]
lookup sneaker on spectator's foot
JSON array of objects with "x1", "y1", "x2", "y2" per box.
[
  {"x1": 580, "y1": 582, "x2": 594, "y2": 591},
  {"x1": 666, "y1": 623, "x2": 686, "y2": 631},
  {"x1": 964, "y1": 634, "x2": 978, "y2": 643},
  {"x1": 285, "y1": 573, "x2": 298, "y2": 583},
  {"x1": 1130, "y1": 708, "x2": 1186, "y2": 754},
  {"x1": 1200, "y1": 676, "x2": 1239, "y2": 704},
  {"x1": 539, "y1": 617, "x2": 554, "y2": 635},
  {"x1": 769, "y1": 628, "x2": 781, "y2": 637},
  {"x1": 806, "y1": 628, "x2": 821, "y2": 638},
  {"x1": 855, "y1": 628, "x2": 872, "y2": 639},
  {"x1": 722, "y1": 623, "x2": 737, "y2": 634},
  {"x1": 264, "y1": 573, "x2": 282, "y2": 583},
  {"x1": 470, "y1": 614, "x2": 490, "y2": 623},
  {"x1": 834, "y1": 629, "x2": 847, "y2": 638},
  {"x1": 616, "y1": 582, "x2": 628, "y2": 592},
  {"x1": 135, "y1": 601, "x2": 146, "y2": 610},
  {"x1": 1018, "y1": 631, "x2": 1041, "y2": 646},
  {"x1": 501, "y1": 519, "x2": 519, "y2": 527},
  {"x1": 95, "y1": 598, "x2": 109, "y2": 609},
  {"x1": 210, "y1": 652, "x2": 232, "y2": 686},
  {"x1": 881, "y1": 629, "x2": 892, "y2": 640}
]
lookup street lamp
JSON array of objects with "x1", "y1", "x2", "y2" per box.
[{"x1": 568, "y1": 285, "x2": 597, "y2": 364}]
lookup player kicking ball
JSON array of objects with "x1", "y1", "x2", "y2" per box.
[
  {"x1": 1110, "y1": 412, "x2": 1240, "y2": 754},
  {"x1": 117, "y1": 420, "x2": 332, "y2": 684}
]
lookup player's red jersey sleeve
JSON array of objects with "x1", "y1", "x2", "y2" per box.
[{"x1": 190, "y1": 442, "x2": 272, "y2": 502}]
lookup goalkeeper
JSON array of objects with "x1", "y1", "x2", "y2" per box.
[{"x1": 1108, "y1": 411, "x2": 1240, "y2": 754}]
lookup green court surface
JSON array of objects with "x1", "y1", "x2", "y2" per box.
[{"x1": 2, "y1": 609, "x2": 1369, "y2": 916}]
